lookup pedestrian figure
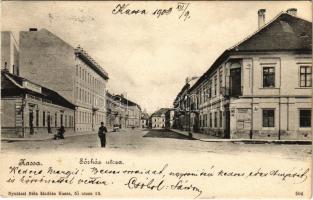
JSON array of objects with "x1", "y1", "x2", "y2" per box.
[
  {"x1": 98, "y1": 122, "x2": 107, "y2": 148},
  {"x1": 54, "y1": 125, "x2": 65, "y2": 140}
]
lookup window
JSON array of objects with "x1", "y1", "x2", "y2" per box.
[
  {"x1": 300, "y1": 66, "x2": 312, "y2": 87},
  {"x1": 65, "y1": 115, "x2": 67, "y2": 127},
  {"x1": 60, "y1": 114, "x2": 63, "y2": 126},
  {"x1": 263, "y1": 67, "x2": 275, "y2": 87},
  {"x1": 209, "y1": 113, "x2": 212, "y2": 127},
  {"x1": 219, "y1": 111, "x2": 223, "y2": 127},
  {"x1": 75, "y1": 87, "x2": 78, "y2": 99},
  {"x1": 208, "y1": 80, "x2": 212, "y2": 98},
  {"x1": 76, "y1": 65, "x2": 78, "y2": 76},
  {"x1": 214, "y1": 111, "x2": 217, "y2": 128},
  {"x1": 219, "y1": 69, "x2": 223, "y2": 94},
  {"x1": 203, "y1": 114, "x2": 207, "y2": 127},
  {"x1": 214, "y1": 75, "x2": 217, "y2": 96},
  {"x1": 55, "y1": 113, "x2": 57, "y2": 127},
  {"x1": 262, "y1": 109, "x2": 275, "y2": 127},
  {"x1": 203, "y1": 85, "x2": 207, "y2": 102},
  {"x1": 300, "y1": 109, "x2": 311, "y2": 127},
  {"x1": 43, "y1": 111, "x2": 46, "y2": 126}
]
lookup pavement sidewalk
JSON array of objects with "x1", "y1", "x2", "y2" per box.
[
  {"x1": 169, "y1": 129, "x2": 312, "y2": 145},
  {"x1": 1, "y1": 131, "x2": 97, "y2": 141},
  {"x1": 1, "y1": 128, "x2": 136, "y2": 142}
]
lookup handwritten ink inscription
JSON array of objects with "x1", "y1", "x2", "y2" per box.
[
  {"x1": 4, "y1": 158, "x2": 310, "y2": 198},
  {"x1": 112, "y1": 3, "x2": 191, "y2": 21}
]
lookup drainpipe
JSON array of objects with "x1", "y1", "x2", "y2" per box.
[
  {"x1": 278, "y1": 61, "x2": 281, "y2": 140},
  {"x1": 250, "y1": 60, "x2": 254, "y2": 140},
  {"x1": 22, "y1": 96, "x2": 26, "y2": 138}
]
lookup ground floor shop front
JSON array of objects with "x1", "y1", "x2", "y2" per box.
[{"x1": 175, "y1": 97, "x2": 312, "y2": 141}]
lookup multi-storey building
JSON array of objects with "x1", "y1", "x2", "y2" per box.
[
  {"x1": 1, "y1": 31, "x2": 19, "y2": 75},
  {"x1": 165, "y1": 109, "x2": 175, "y2": 129},
  {"x1": 173, "y1": 77, "x2": 199, "y2": 131},
  {"x1": 125, "y1": 99, "x2": 142, "y2": 128},
  {"x1": 18, "y1": 28, "x2": 109, "y2": 132},
  {"x1": 175, "y1": 9, "x2": 312, "y2": 140},
  {"x1": 106, "y1": 93, "x2": 142, "y2": 129},
  {"x1": 106, "y1": 92, "x2": 127, "y2": 130}
]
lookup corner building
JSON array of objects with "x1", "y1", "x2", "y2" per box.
[{"x1": 183, "y1": 10, "x2": 312, "y2": 140}]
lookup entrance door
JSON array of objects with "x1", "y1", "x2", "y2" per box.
[
  {"x1": 230, "y1": 68, "x2": 242, "y2": 96},
  {"x1": 47, "y1": 113, "x2": 51, "y2": 133},
  {"x1": 29, "y1": 110, "x2": 34, "y2": 135},
  {"x1": 225, "y1": 110, "x2": 230, "y2": 139}
]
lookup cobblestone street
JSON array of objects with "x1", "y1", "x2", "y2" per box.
[{"x1": 1, "y1": 129, "x2": 311, "y2": 161}]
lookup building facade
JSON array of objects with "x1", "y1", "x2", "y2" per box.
[
  {"x1": 150, "y1": 108, "x2": 170, "y2": 129},
  {"x1": 173, "y1": 77, "x2": 199, "y2": 131},
  {"x1": 106, "y1": 92, "x2": 127, "y2": 130},
  {"x1": 165, "y1": 109, "x2": 175, "y2": 129},
  {"x1": 18, "y1": 28, "x2": 109, "y2": 132},
  {"x1": 1, "y1": 70, "x2": 75, "y2": 138},
  {"x1": 106, "y1": 93, "x2": 142, "y2": 129},
  {"x1": 141, "y1": 112, "x2": 149, "y2": 128},
  {"x1": 174, "y1": 9, "x2": 312, "y2": 140},
  {"x1": 126, "y1": 103, "x2": 142, "y2": 128}
]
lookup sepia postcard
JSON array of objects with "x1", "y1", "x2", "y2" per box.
[{"x1": 0, "y1": 0, "x2": 312, "y2": 199}]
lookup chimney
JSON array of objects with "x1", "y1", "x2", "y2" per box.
[
  {"x1": 29, "y1": 28, "x2": 38, "y2": 31},
  {"x1": 258, "y1": 9, "x2": 266, "y2": 28},
  {"x1": 286, "y1": 8, "x2": 297, "y2": 16},
  {"x1": 185, "y1": 77, "x2": 189, "y2": 84}
]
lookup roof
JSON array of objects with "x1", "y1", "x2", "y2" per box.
[
  {"x1": 141, "y1": 112, "x2": 150, "y2": 119},
  {"x1": 151, "y1": 108, "x2": 171, "y2": 117},
  {"x1": 173, "y1": 77, "x2": 199, "y2": 105},
  {"x1": 1, "y1": 70, "x2": 76, "y2": 109},
  {"x1": 113, "y1": 94, "x2": 141, "y2": 110},
  {"x1": 75, "y1": 47, "x2": 109, "y2": 80},
  {"x1": 190, "y1": 12, "x2": 312, "y2": 92},
  {"x1": 230, "y1": 13, "x2": 311, "y2": 52}
]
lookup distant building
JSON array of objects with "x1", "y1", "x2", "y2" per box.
[
  {"x1": 165, "y1": 109, "x2": 175, "y2": 129},
  {"x1": 1, "y1": 70, "x2": 75, "y2": 138},
  {"x1": 1, "y1": 31, "x2": 19, "y2": 75},
  {"x1": 18, "y1": 28, "x2": 109, "y2": 132},
  {"x1": 106, "y1": 93, "x2": 142, "y2": 129},
  {"x1": 173, "y1": 77, "x2": 199, "y2": 131},
  {"x1": 106, "y1": 92, "x2": 127, "y2": 130},
  {"x1": 174, "y1": 9, "x2": 312, "y2": 140},
  {"x1": 150, "y1": 108, "x2": 170, "y2": 129},
  {"x1": 122, "y1": 97, "x2": 142, "y2": 128},
  {"x1": 141, "y1": 112, "x2": 149, "y2": 128}
]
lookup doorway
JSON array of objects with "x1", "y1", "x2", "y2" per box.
[
  {"x1": 225, "y1": 110, "x2": 230, "y2": 139},
  {"x1": 29, "y1": 110, "x2": 34, "y2": 135},
  {"x1": 47, "y1": 112, "x2": 51, "y2": 133}
]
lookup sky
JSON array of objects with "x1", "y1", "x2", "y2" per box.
[{"x1": 2, "y1": 1, "x2": 312, "y2": 113}]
